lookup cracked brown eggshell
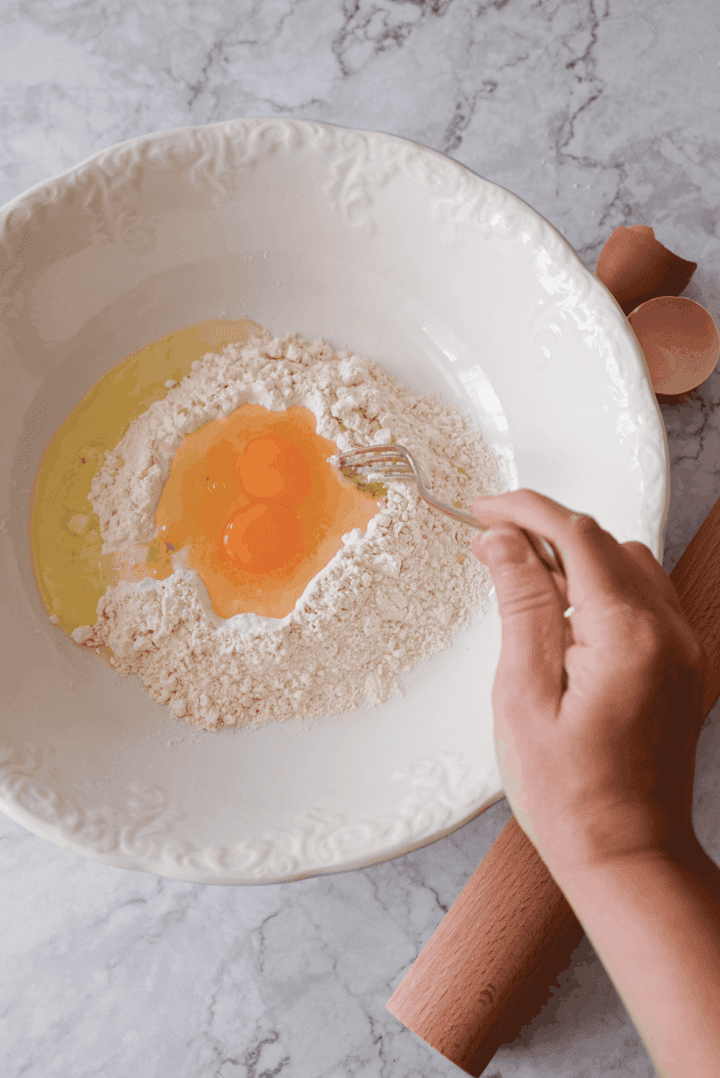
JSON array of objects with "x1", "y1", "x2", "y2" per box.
[
  {"x1": 596, "y1": 224, "x2": 697, "y2": 315},
  {"x1": 628, "y1": 296, "x2": 720, "y2": 396}
]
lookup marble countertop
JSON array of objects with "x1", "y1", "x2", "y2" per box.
[{"x1": 2, "y1": 2, "x2": 720, "y2": 1076}]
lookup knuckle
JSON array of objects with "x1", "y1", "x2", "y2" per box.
[
  {"x1": 622, "y1": 540, "x2": 651, "y2": 557},
  {"x1": 630, "y1": 610, "x2": 666, "y2": 652},
  {"x1": 681, "y1": 630, "x2": 706, "y2": 674},
  {"x1": 610, "y1": 604, "x2": 706, "y2": 679},
  {"x1": 605, "y1": 605, "x2": 665, "y2": 658},
  {"x1": 567, "y1": 512, "x2": 600, "y2": 534},
  {"x1": 495, "y1": 576, "x2": 559, "y2": 619}
]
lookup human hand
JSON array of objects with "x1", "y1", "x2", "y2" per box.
[{"x1": 470, "y1": 489, "x2": 707, "y2": 879}]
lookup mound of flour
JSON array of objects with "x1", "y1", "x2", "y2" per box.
[{"x1": 72, "y1": 330, "x2": 501, "y2": 731}]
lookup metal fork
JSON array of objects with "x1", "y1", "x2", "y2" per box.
[{"x1": 336, "y1": 443, "x2": 567, "y2": 580}]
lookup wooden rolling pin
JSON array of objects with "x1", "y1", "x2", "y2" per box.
[{"x1": 387, "y1": 492, "x2": 720, "y2": 1076}]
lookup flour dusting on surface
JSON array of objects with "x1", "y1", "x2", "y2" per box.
[{"x1": 72, "y1": 330, "x2": 501, "y2": 730}]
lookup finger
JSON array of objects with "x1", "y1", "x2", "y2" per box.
[
  {"x1": 472, "y1": 522, "x2": 567, "y2": 713},
  {"x1": 471, "y1": 490, "x2": 661, "y2": 637}
]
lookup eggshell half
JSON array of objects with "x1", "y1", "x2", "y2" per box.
[
  {"x1": 596, "y1": 225, "x2": 697, "y2": 315},
  {"x1": 628, "y1": 296, "x2": 720, "y2": 396}
]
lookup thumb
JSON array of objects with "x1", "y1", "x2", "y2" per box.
[{"x1": 472, "y1": 524, "x2": 567, "y2": 712}]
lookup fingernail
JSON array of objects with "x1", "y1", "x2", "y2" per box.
[{"x1": 479, "y1": 527, "x2": 528, "y2": 564}]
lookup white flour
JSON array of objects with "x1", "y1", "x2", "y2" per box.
[{"x1": 72, "y1": 331, "x2": 501, "y2": 731}]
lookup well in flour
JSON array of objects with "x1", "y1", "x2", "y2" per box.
[{"x1": 72, "y1": 330, "x2": 501, "y2": 730}]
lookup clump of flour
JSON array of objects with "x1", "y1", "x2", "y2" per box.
[{"x1": 72, "y1": 330, "x2": 501, "y2": 731}]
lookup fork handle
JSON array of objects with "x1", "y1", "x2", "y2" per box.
[{"x1": 425, "y1": 495, "x2": 566, "y2": 579}]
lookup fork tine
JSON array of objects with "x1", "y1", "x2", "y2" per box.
[
  {"x1": 338, "y1": 448, "x2": 408, "y2": 464},
  {"x1": 338, "y1": 448, "x2": 403, "y2": 461},
  {"x1": 340, "y1": 461, "x2": 413, "y2": 475},
  {"x1": 340, "y1": 457, "x2": 411, "y2": 469},
  {"x1": 337, "y1": 444, "x2": 414, "y2": 488}
]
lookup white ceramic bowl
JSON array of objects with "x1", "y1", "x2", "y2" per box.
[{"x1": 0, "y1": 119, "x2": 668, "y2": 883}]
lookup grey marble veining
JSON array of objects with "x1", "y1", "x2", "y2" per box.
[{"x1": 2, "y1": 1, "x2": 720, "y2": 1076}]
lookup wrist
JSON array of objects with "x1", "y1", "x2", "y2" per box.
[
  {"x1": 520, "y1": 797, "x2": 702, "y2": 885},
  {"x1": 547, "y1": 831, "x2": 711, "y2": 895}
]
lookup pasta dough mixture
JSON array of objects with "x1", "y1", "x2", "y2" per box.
[{"x1": 71, "y1": 329, "x2": 501, "y2": 731}]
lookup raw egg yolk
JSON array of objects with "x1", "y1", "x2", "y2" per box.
[
  {"x1": 222, "y1": 502, "x2": 303, "y2": 574},
  {"x1": 143, "y1": 403, "x2": 380, "y2": 619},
  {"x1": 236, "y1": 435, "x2": 312, "y2": 502}
]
